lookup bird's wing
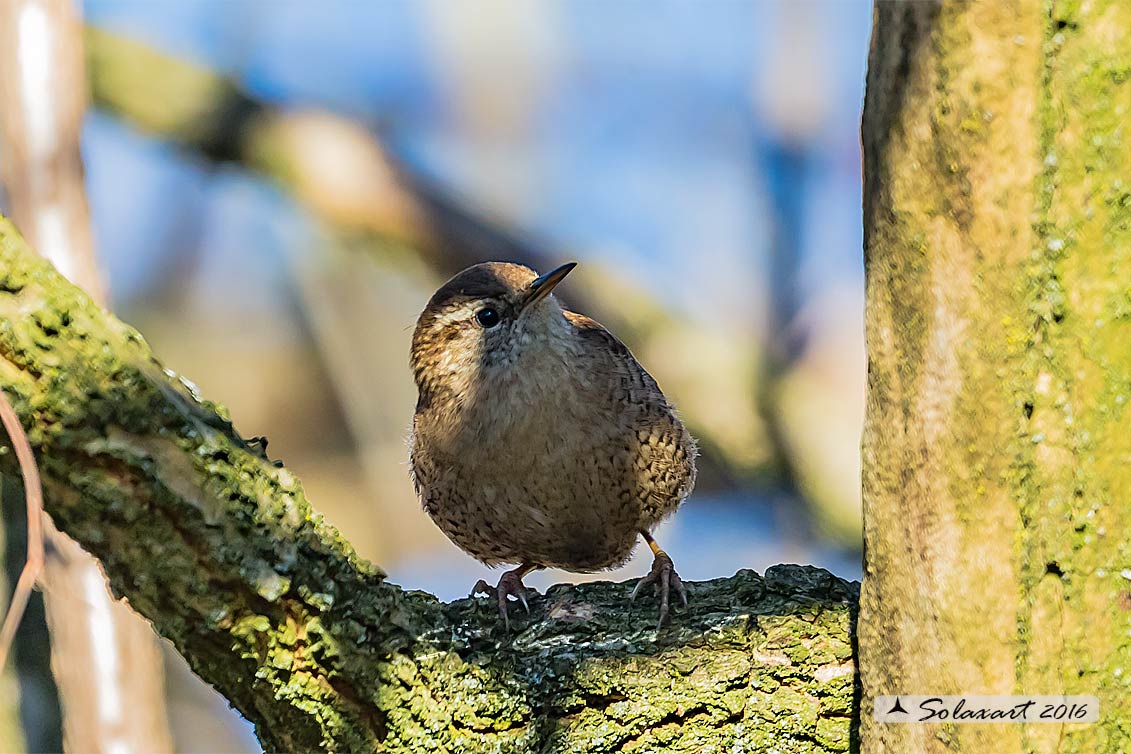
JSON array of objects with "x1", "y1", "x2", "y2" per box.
[
  {"x1": 562, "y1": 309, "x2": 663, "y2": 398},
  {"x1": 560, "y1": 307, "x2": 665, "y2": 409},
  {"x1": 563, "y1": 309, "x2": 697, "y2": 515}
]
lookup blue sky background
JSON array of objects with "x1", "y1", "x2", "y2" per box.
[{"x1": 83, "y1": 1, "x2": 871, "y2": 325}]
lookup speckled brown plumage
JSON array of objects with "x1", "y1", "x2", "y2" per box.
[{"x1": 409, "y1": 261, "x2": 696, "y2": 625}]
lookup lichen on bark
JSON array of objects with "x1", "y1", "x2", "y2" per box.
[
  {"x1": 0, "y1": 217, "x2": 857, "y2": 752},
  {"x1": 861, "y1": 1, "x2": 1131, "y2": 752}
]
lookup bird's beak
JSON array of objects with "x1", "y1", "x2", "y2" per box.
[{"x1": 523, "y1": 262, "x2": 577, "y2": 309}]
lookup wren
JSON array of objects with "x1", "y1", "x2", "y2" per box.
[{"x1": 409, "y1": 261, "x2": 697, "y2": 627}]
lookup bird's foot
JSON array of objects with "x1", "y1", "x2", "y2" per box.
[
  {"x1": 473, "y1": 564, "x2": 535, "y2": 631},
  {"x1": 630, "y1": 545, "x2": 687, "y2": 628}
]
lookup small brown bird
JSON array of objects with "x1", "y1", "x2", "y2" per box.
[{"x1": 409, "y1": 261, "x2": 696, "y2": 627}]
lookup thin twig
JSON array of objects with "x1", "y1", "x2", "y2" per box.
[{"x1": 0, "y1": 387, "x2": 44, "y2": 671}]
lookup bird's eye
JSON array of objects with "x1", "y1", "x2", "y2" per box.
[{"x1": 475, "y1": 307, "x2": 501, "y2": 328}]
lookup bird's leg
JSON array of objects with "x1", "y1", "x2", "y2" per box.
[
  {"x1": 473, "y1": 562, "x2": 539, "y2": 630},
  {"x1": 630, "y1": 530, "x2": 688, "y2": 627}
]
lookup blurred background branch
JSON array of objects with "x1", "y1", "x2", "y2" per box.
[
  {"x1": 83, "y1": 26, "x2": 779, "y2": 490},
  {"x1": 0, "y1": 2, "x2": 174, "y2": 752},
  {"x1": 0, "y1": 478, "x2": 25, "y2": 752},
  {"x1": 87, "y1": 27, "x2": 549, "y2": 272}
]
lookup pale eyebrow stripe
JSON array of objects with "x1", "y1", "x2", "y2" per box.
[{"x1": 432, "y1": 300, "x2": 488, "y2": 328}]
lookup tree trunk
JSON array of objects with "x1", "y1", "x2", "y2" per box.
[
  {"x1": 0, "y1": 2, "x2": 175, "y2": 751},
  {"x1": 860, "y1": 1, "x2": 1130, "y2": 752},
  {"x1": 0, "y1": 216, "x2": 857, "y2": 751}
]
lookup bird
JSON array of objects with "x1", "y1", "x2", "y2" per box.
[{"x1": 408, "y1": 261, "x2": 697, "y2": 628}]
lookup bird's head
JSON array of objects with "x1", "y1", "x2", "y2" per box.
[{"x1": 410, "y1": 261, "x2": 577, "y2": 400}]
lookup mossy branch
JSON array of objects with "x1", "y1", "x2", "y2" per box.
[{"x1": 0, "y1": 217, "x2": 857, "y2": 752}]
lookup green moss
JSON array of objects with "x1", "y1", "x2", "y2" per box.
[
  {"x1": 860, "y1": 1, "x2": 1131, "y2": 751},
  {"x1": 1012, "y1": 4, "x2": 1131, "y2": 751}
]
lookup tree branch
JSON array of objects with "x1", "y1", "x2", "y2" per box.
[{"x1": 0, "y1": 216, "x2": 857, "y2": 751}]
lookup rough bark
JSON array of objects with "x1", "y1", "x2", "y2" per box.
[
  {"x1": 861, "y1": 1, "x2": 1131, "y2": 752},
  {"x1": 0, "y1": 218, "x2": 857, "y2": 750},
  {"x1": 0, "y1": 2, "x2": 175, "y2": 751}
]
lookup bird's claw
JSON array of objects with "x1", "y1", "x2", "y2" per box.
[
  {"x1": 473, "y1": 569, "x2": 532, "y2": 631},
  {"x1": 631, "y1": 550, "x2": 687, "y2": 627}
]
